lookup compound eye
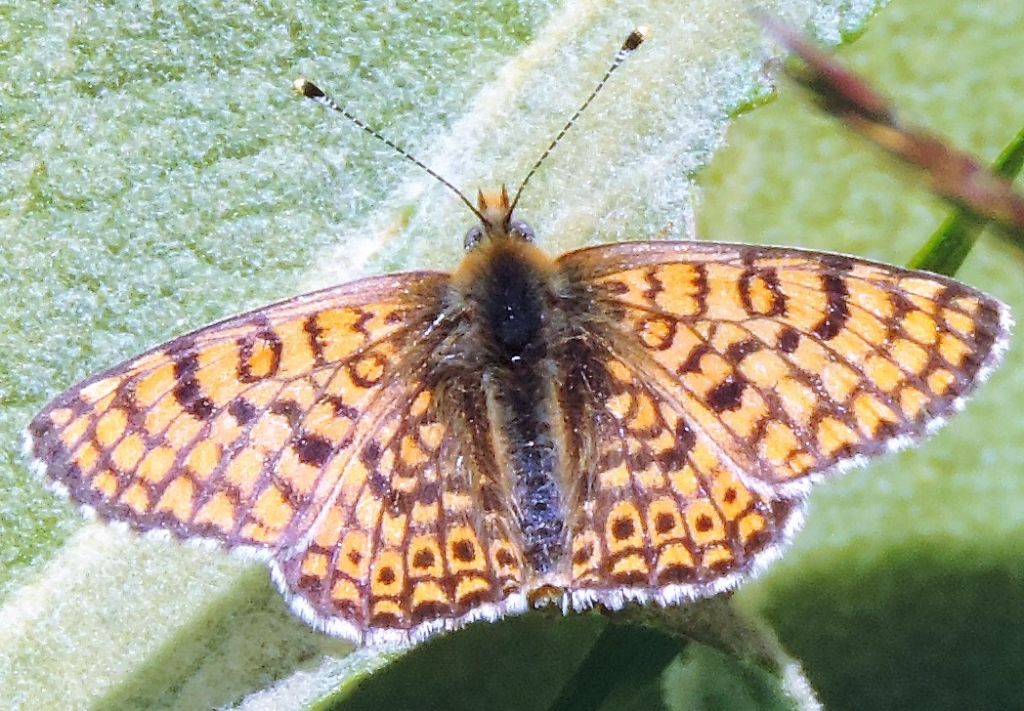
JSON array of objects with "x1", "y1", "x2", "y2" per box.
[
  {"x1": 510, "y1": 220, "x2": 535, "y2": 243},
  {"x1": 464, "y1": 225, "x2": 483, "y2": 250}
]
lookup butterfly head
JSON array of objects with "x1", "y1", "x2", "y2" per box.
[{"x1": 464, "y1": 184, "x2": 536, "y2": 251}]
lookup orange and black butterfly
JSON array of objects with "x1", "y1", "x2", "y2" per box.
[{"x1": 25, "y1": 30, "x2": 1011, "y2": 646}]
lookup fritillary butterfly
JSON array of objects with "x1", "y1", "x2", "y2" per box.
[{"x1": 25, "y1": 30, "x2": 1011, "y2": 646}]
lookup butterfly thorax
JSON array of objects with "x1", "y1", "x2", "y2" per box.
[
  {"x1": 453, "y1": 236, "x2": 554, "y2": 358},
  {"x1": 453, "y1": 186, "x2": 554, "y2": 360}
]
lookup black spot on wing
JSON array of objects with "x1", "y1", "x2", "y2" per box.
[
  {"x1": 707, "y1": 375, "x2": 745, "y2": 412},
  {"x1": 171, "y1": 349, "x2": 214, "y2": 420},
  {"x1": 293, "y1": 433, "x2": 333, "y2": 467},
  {"x1": 813, "y1": 275, "x2": 850, "y2": 340}
]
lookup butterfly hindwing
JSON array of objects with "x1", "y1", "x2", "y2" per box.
[
  {"x1": 274, "y1": 377, "x2": 528, "y2": 644},
  {"x1": 555, "y1": 346, "x2": 802, "y2": 607}
]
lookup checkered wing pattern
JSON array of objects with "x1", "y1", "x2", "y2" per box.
[
  {"x1": 27, "y1": 273, "x2": 451, "y2": 551},
  {"x1": 27, "y1": 270, "x2": 528, "y2": 643},
  {"x1": 561, "y1": 241, "x2": 1010, "y2": 497},
  {"x1": 275, "y1": 373, "x2": 526, "y2": 643},
  {"x1": 556, "y1": 346, "x2": 802, "y2": 604}
]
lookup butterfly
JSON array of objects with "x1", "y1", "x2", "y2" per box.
[
  {"x1": 25, "y1": 180, "x2": 1010, "y2": 645},
  {"x1": 24, "y1": 30, "x2": 1012, "y2": 646}
]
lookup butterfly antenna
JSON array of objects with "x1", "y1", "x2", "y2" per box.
[
  {"x1": 293, "y1": 78, "x2": 486, "y2": 223},
  {"x1": 508, "y1": 26, "x2": 649, "y2": 216}
]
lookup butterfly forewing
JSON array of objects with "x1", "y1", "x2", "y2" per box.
[
  {"x1": 561, "y1": 241, "x2": 1011, "y2": 496},
  {"x1": 27, "y1": 271, "x2": 448, "y2": 553}
]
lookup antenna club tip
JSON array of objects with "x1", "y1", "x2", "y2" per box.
[
  {"x1": 293, "y1": 77, "x2": 324, "y2": 99},
  {"x1": 624, "y1": 26, "x2": 649, "y2": 51}
]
